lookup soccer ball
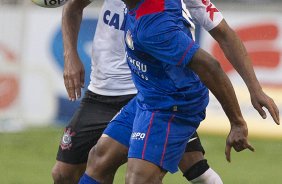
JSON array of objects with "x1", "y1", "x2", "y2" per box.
[{"x1": 31, "y1": 0, "x2": 68, "y2": 8}]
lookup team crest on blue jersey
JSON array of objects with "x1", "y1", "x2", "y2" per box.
[{"x1": 126, "y1": 30, "x2": 134, "y2": 50}]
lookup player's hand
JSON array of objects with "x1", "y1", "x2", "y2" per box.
[
  {"x1": 63, "y1": 54, "x2": 85, "y2": 101},
  {"x1": 225, "y1": 122, "x2": 255, "y2": 162},
  {"x1": 250, "y1": 90, "x2": 280, "y2": 125}
]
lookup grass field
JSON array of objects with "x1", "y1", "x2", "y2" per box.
[{"x1": 0, "y1": 126, "x2": 281, "y2": 184}]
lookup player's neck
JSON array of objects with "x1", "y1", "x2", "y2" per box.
[{"x1": 123, "y1": 0, "x2": 141, "y2": 10}]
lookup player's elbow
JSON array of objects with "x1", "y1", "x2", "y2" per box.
[
  {"x1": 189, "y1": 48, "x2": 225, "y2": 84},
  {"x1": 204, "y1": 60, "x2": 224, "y2": 85},
  {"x1": 208, "y1": 58, "x2": 222, "y2": 75}
]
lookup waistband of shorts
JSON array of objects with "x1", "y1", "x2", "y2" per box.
[{"x1": 84, "y1": 90, "x2": 135, "y2": 104}]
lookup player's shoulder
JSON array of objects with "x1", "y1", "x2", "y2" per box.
[
  {"x1": 183, "y1": 0, "x2": 223, "y2": 31},
  {"x1": 136, "y1": 12, "x2": 179, "y2": 40},
  {"x1": 184, "y1": 0, "x2": 212, "y2": 7},
  {"x1": 184, "y1": 0, "x2": 221, "y2": 14}
]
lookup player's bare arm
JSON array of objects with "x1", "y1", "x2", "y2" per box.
[
  {"x1": 62, "y1": 0, "x2": 92, "y2": 101},
  {"x1": 189, "y1": 48, "x2": 254, "y2": 162},
  {"x1": 209, "y1": 19, "x2": 280, "y2": 125}
]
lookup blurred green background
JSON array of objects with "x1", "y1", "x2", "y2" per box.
[{"x1": 1, "y1": 127, "x2": 281, "y2": 184}]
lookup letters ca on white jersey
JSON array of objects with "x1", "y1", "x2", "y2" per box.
[
  {"x1": 88, "y1": 0, "x2": 137, "y2": 96},
  {"x1": 183, "y1": 0, "x2": 223, "y2": 31}
]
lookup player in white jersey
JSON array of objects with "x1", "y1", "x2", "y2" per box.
[
  {"x1": 88, "y1": 1, "x2": 135, "y2": 96},
  {"x1": 52, "y1": 0, "x2": 279, "y2": 183},
  {"x1": 51, "y1": 1, "x2": 135, "y2": 183}
]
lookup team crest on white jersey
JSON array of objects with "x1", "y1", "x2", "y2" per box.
[{"x1": 126, "y1": 30, "x2": 134, "y2": 50}]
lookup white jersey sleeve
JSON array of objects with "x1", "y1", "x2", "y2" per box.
[{"x1": 183, "y1": 0, "x2": 223, "y2": 31}]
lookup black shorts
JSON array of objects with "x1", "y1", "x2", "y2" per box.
[
  {"x1": 185, "y1": 132, "x2": 205, "y2": 154},
  {"x1": 56, "y1": 90, "x2": 204, "y2": 164}
]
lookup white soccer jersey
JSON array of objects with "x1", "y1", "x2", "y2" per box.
[{"x1": 88, "y1": 0, "x2": 137, "y2": 96}]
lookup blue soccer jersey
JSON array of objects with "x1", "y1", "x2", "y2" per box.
[
  {"x1": 124, "y1": 0, "x2": 209, "y2": 116},
  {"x1": 96, "y1": 0, "x2": 212, "y2": 175}
]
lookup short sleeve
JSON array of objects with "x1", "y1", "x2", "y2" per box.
[
  {"x1": 136, "y1": 14, "x2": 200, "y2": 67},
  {"x1": 183, "y1": 0, "x2": 223, "y2": 31}
]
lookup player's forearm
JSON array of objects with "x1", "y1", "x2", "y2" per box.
[
  {"x1": 62, "y1": 0, "x2": 89, "y2": 60},
  {"x1": 189, "y1": 49, "x2": 244, "y2": 124},
  {"x1": 209, "y1": 66, "x2": 244, "y2": 125},
  {"x1": 209, "y1": 20, "x2": 262, "y2": 94}
]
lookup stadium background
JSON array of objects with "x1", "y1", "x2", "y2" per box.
[{"x1": 0, "y1": 0, "x2": 281, "y2": 183}]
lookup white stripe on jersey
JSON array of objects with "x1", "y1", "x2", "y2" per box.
[
  {"x1": 188, "y1": 137, "x2": 198, "y2": 143},
  {"x1": 181, "y1": 0, "x2": 196, "y2": 40},
  {"x1": 181, "y1": 0, "x2": 195, "y2": 29}
]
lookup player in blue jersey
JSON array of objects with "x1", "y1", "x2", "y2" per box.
[
  {"x1": 57, "y1": 0, "x2": 280, "y2": 184},
  {"x1": 78, "y1": 0, "x2": 279, "y2": 184},
  {"x1": 52, "y1": 0, "x2": 223, "y2": 184}
]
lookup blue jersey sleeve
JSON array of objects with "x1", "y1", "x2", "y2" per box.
[{"x1": 136, "y1": 14, "x2": 200, "y2": 67}]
